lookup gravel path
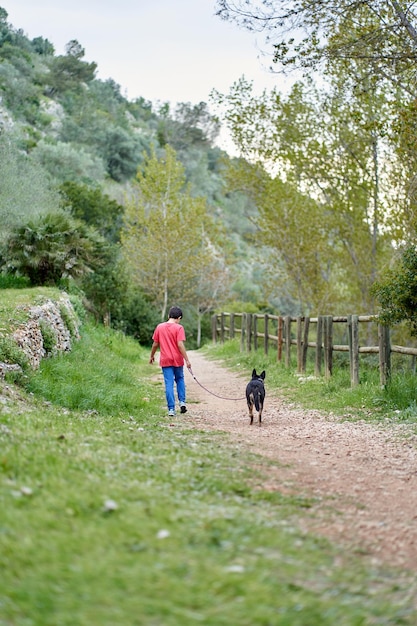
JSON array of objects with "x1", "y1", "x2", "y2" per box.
[{"x1": 182, "y1": 350, "x2": 417, "y2": 572}]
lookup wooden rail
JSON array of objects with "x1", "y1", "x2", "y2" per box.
[{"x1": 211, "y1": 312, "x2": 417, "y2": 387}]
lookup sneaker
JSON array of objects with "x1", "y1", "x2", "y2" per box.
[
  {"x1": 168, "y1": 409, "x2": 176, "y2": 417},
  {"x1": 180, "y1": 404, "x2": 187, "y2": 414}
]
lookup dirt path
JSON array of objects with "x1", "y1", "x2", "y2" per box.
[{"x1": 182, "y1": 350, "x2": 417, "y2": 572}]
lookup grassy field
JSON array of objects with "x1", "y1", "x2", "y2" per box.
[{"x1": 0, "y1": 300, "x2": 417, "y2": 624}]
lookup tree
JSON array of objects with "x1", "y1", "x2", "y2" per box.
[
  {"x1": 157, "y1": 101, "x2": 221, "y2": 151},
  {"x1": 30, "y1": 139, "x2": 106, "y2": 184},
  {"x1": 215, "y1": 1, "x2": 417, "y2": 93},
  {"x1": 0, "y1": 132, "x2": 61, "y2": 241},
  {"x1": 45, "y1": 39, "x2": 97, "y2": 95},
  {"x1": 212, "y1": 76, "x2": 394, "y2": 312},
  {"x1": 222, "y1": 158, "x2": 334, "y2": 312},
  {"x1": 31, "y1": 36, "x2": 55, "y2": 56},
  {"x1": 59, "y1": 181, "x2": 124, "y2": 243},
  {"x1": 121, "y1": 146, "x2": 228, "y2": 320}
]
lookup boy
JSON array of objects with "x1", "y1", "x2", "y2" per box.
[{"x1": 149, "y1": 306, "x2": 191, "y2": 417}]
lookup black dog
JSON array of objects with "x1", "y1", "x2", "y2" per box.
[{"x1": 246, "y1": 369, "x2": 266, "y2": 425}]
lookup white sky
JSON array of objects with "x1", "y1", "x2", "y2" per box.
[{"x1": 4, "y1": 0, "x2": 290, "y2": 106}]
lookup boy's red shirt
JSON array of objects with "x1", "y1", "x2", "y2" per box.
[{"x1": 152, "y1": 321, "x2": 186, "y2": 367}]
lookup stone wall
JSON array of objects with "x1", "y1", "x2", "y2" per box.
[{"x1": 0, "y1": 294, "x2": 81, "y2": 378}]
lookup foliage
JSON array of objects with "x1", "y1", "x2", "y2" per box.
[
  {"x1": 0, "y1": 335, "x2": 29, "y2": 369},
  {"x1": 157, "y1": 101, "x2": 221, "y2": 151},
  {"x1": 0, "y1": 132, "x2": 62, "y2": 240},
  {"x1": 44, "y1": 39, "x2": 97, "y2": 96},
  {"x1": 1, "y1": 212, "x2": 107, "y2": 286},
  {"x1": 109, "y1": 287, "x2": 161, "y2": 346},
  {"x1": 99, "y1": 125, "x2": 146, "y2": 182},
  {"x1": 0, "y1": 273, "x2": 30, "y2": 289},
  {"x1": 372, "y1": 245, "x2": 417, "y2": 335},
  {"x1": 59, "y1": 299, "x2": 81, "y2": 340},
  {"x1": 59, "y1": 181, "x2": 124, "y2": 242},
  {"x1": 215, "y1": 1, "x2": 417, "y2": 93},
  {"x1": 122, "y1": 145, "x2": 232, "y2": 320},
  {"x1": 30, "y1": 139, "x2": 106, "y2": 184},
  {"x1": 2, "y1": 2, "x2": 410, "y2": 318},
  {"x1": 56, "y1": 84, "x2": 151, "y2": 182},
  {"x1": 38, "y1": 318, "x2": 57, "y2": 355},
  {"x1": 212, "y1": 76, "x2": 395, "y2": 312}
]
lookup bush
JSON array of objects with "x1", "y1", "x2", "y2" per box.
[
  {"x1": 39, "y1": 319, "x2": 57, "y2": 355},
  {"x1": 2, "y1": 212, "x2": 107, "y2": 286},
  {"x1": 372, "y1": 246, "x2": 417, "y2": 334},
  {"x1": 0, "y1": 273, "x2": 31, "y2": 289},
  {"x1": 0, "y1": 336, "x2": 30, "y2": 370},
  {"x1": 59, "y1": 300, "x2": 80, "y2": 339}
]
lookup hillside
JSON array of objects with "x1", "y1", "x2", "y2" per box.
[{"x1": 0, "y1": 6, "x2": 272, "y2": 332}]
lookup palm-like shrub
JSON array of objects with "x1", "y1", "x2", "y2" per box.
[{"x1": 2, "y1": 211, "x2": 105, "y2": 285}]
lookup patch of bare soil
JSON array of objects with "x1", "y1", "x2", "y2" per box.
[{"x1": 182, "y1": 350, "x2": 417, "y2": 573}]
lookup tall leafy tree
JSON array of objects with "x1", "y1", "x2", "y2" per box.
[
  {"x1": 215, "y1": 1, "x2": 417, "y2": 93},
  {"x1": 121, "y1": 146, "x2": 228, "y2": 320},
  {"x1": 222, "y1": 158, "x2": 333, "y2": 313},
  {"x1": 212, "y1": 75, "x2": 393, "y2": 311},
  {"x1": 45, "y1": 39, "x2": 97, "y2": 96}
]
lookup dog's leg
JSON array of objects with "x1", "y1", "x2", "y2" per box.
[
  {"x1": 249, "y1": 402, "x2": 254, "y2": 425},
  {"x1": 247, "y1": 394, "x2": 254, "y2": 425},
  {"x1": 258, "y1": 398, "x2": 264, "y2": 426}
]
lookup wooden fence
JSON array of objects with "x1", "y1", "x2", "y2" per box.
[{"x1": 211, "y1": 312, "x2": 417, "y2": 387}]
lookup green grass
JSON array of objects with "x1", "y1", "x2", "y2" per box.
[
  {"x1": 1, "y1": 325, "x2": 416, "y2": 624},
  {"x1": 0, "y1": 286, "x2": 74, "y2": 340}
]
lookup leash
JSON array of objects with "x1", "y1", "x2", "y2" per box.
[{"x1": 187, "y1": 366, "x2": 245, "y2": 401}]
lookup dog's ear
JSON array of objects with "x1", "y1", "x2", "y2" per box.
[
  {"x1": 260, "y1": 370, "x2": 265, "y2": 379},
  {"x1": 252, "y1": 368, "x2": 257, "y2": 377}
]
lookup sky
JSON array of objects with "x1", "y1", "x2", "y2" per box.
[{"x1": 4, "y1": 0, "x2": 289, "y2": 108}]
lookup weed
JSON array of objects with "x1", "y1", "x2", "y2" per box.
[
  {"x1": 39, "y1": 318, "x2": 57, "y2": 355},
  {"x1": 0, "y1": 335, "x2": 29, "y2": 370}
]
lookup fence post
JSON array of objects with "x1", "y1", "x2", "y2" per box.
[
  {"x1": 230, "y1": 313, "x2": 235, "y2": 339},
  {"x1": 240, "y1": 313, "x2": 246, "y2": 352},
  {"x1": 253, "y1": 315, "x2": 258, "y2": 351},
  {"x1": 264, "y1": 314, "x2": 269, "y2": 355},
  {"x1": 315, "y1": 316, "x2": 323, "y2": 376},
  {"x1": 323, "y1": 315, "x2": 333, "y2": 378},
  {"x1": 302, "y1": 316, "x2": 310, "y2": 374},
  {"x1": 220, "y1": 312, "x2": 225, "y2": 344},
  {"x1": 296, "y1": 316, "x2": 303, "y2": 373},
  {"x1": 285, "y1": 315, "x2": 292, "y2": 367},
  {"x1": 277, "y1": 316, "x2": 283, "y2": 362},
  {"x1": 351, "y1": 314, "x2": 360, "y2": 386},
  {"x1": 211, "y1": 314, "x2": 217, "y2": 343},
  {"x1": 347, "y1": 314, "x2": 353, "y2": 380},
  {"x1": 246, "y1": 313, "x2": 252, "y2": 352},
  {"x1": 378, "y1": 323, "x2": 391, "y2": 386}
]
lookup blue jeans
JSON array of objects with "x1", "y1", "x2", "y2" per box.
[{"x1": 162, "y1": 366, "x2": 186, "y2": 411}]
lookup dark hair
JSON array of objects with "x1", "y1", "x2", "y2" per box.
[{"x1": 168, "y1": 306, "x2": 183, "y2": 319}]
